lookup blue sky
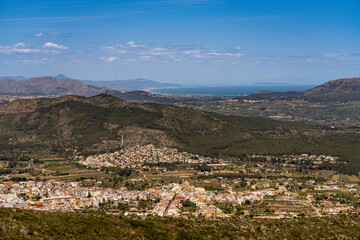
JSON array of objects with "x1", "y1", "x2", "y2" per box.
[{"x1": 0, "y1": 0, "x2": 359, "y2": 85}]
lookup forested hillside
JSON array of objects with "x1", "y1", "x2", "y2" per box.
[
  {"x1": 0, "y1": 209, "x2": 359, "y2": 240},
  {"x1": 0, "y1": 94, "x2": 359, "y2": 174}
]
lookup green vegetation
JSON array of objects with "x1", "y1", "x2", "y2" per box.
[
  {"x1": 0, "y1": 208, "x2": 359, "y2": 239},
  {"x1": 0, "y1": 94, "x2": 359, "y2": 175},
  {"x1": 181, "y1": 199, "x2": 197, "y2": 212},
  {"x1": 184, "y1": 99, "x2": 360, "y2": 127}
]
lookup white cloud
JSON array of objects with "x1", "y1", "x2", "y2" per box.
[
  {"x1": 149, "y1": 51, "x2": 171, "y2": 56},
  {"x1": 191, "y1": 54, "x2": 210, "y2": 58},
  {"x1": 126, "y1": 41, "x2": 146, "y2": 48},
  {"x1": 102, "y1": 46, "x2": 116, "y2": 51},
  {"x1": 206, "y1": 52, "x2": 244, "y2": 57},
  {"x1": 12, "y1": 48, "x2": 43, "y2": 53},
  {"x1": 42, "y1": 42, "x2": 68, "y2": 50},
  {"x1": 14, "y1": 42, "x2": 26, "y2": 48},
  {"x1": 151, "y1": 47, "x2": 168, "y2": 52},
  {"x1": 0, "y1": 45, "x2": 44, "y2": 54},
  {"x1": 18, "y1": 57, "x2": 48, "y2": 64},
  {"x1": 0, "y1": 42, "x2": 68, "y2": 55},
  {"x1": 324, "y1": 53, "x2": 340, "y2": 58},
  {"x1": 102, "y1": 46, "x2": 126, "y2": 54},
  {"x1": 183, "y1": 49, "x2": 201, "y2": 55},
  {"x1": 102, "y1": 41, "x2": 148, "y2": 54},
  {"x1": 30, "y1": 32, "x2": 72, "y2": 38},
  {"x1": 140, "y1": 56, "x2": 152, "y2": 60},
  {"x1": 0, "y1": 46, "x2": 11, "y2": 54},
  {"x1": 323, "y1": 53, "x2": 360, "y2": 62},
  {"x1": 101, "y1": 41, "x2": 246, "y2": 62},
  {"x1": 99, "y1": 56, "x2": 118, "y2": 62},
  {"x1": 49, "y1": 32, "x2": 62, "y2": 35}
]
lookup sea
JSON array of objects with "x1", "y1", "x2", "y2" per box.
[{"x1": 150, "y1": 85, "x2": 316, "y2": 96}]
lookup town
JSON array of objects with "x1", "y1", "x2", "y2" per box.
[
  {"x1": 0, "y1": 145, "x2": 358, "y2": 218},
  {"x1": 0, "y1": 178, "x2": 358, "y2": 218},
  {"x1": 78, "y1": 144, "x2": 214, "y2": 169}
]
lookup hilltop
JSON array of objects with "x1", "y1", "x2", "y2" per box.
[
  {"x1": 303, "y1": 77, "x2": 360, "y2": 101},
  {"x1": 105, "y1": 90, "x2": 178, "y2": 104},
  {"x1": 236, "y1": 77, "x2": 360, "y2": 102}
]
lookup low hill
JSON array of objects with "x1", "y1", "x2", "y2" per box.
[
  {"x1": 0, "y1": 94, "x2": 359, "y2": 174},
  {"x1": 303, "y1": 77, "x2": 360, "y2": 101},
  {"x1": 105, "y1": 90, "x2": 178, "y2": 104},
  {"x1": 236, "y1": 77, "x2": 360, "y2": 102}
]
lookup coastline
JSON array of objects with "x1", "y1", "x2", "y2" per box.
[{"x1": 149, "y1": 85, "x2": 316, "y2": 96}]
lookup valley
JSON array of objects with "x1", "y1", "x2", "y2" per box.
[{"x1": 0, "y1": 77, "x2": 359, "y2": 239}]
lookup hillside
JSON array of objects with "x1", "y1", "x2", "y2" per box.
[
  {"x1": 0, "y1": 94, "x2": 304, "y2": 152},
  {"x1": 0, "y1": 94, "x2": 359, "y2": 174},
  {"x1": 236, "y1": 77, "x2": 360, "y2": 102},
  {"x1": 0, "y1": 208, "x2": 359, "y2": 240},
  {"x1": 0, "y1": 77, "x2": 109, "y2": 96},
  {"x1": 303, "y1": 77, "x2": 360, "y2": 101},
  {"x1": 105, "y1": 90, "x2": 178, "y2": 104}
]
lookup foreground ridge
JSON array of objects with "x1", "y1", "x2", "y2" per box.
[{"x1": 0, "y1": 208, "x2": 359, "y2": 239}]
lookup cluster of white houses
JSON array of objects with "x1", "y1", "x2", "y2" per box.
[
  {"x1": 0, "y1": 180, "x2": 275, "y2": 217},
  {"x1": 78, "y1": 144, "x2": 214, "y2": 169},
  {"x1": 249, "y1": 154, "x2": 339, "y2": 165}
]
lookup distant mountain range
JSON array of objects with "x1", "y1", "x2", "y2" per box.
[
  {"x1": 0, "y1": 74, "x2": 178, "y2": 95},
  {"x1": 236, "y1": 77, "x2": 360, "y2": 102},
  {"x1": 0, "y1": 76, "x2": 108, "y2": 96},
  {"x1": 0, "y1": 76, "x2": 26, "y2": 81},
  {"x1": 0, "y1": 75, "x2": 179, "y2": 103},
  {"x1": 0, "y1": 74, "x2": 180, "y2": 96},
  {"x1": 83, "y1": 78, "x2": 181, "y2": 91},
  {"x1": 0, "y1": 75, "x2": 358, "y2": 103}
]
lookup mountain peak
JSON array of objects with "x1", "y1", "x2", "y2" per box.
[
  {"x1": 304, "y1": 77, "x2": 360, "y2": 96},
  {"x1": 54, "y1": 74, "x2": 69, "y2": 80},
  {"x1": 237, "y1": 77, "x2": 360, "y2": 102}
]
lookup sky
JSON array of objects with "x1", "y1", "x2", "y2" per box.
[{"x1": 0, "y1": 0, "x2": 359, "y2": 86}]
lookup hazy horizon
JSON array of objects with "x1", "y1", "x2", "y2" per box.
[
  {"x1": 1, "y1": 0, "x2": 359, "y2": 85},
  {"x1": 0, "y1": 73, "x2": 320, "y2": 88}
]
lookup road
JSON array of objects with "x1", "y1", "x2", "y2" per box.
[
  {"x1": 310, "y1": 203, "x2": 322, "y2": 217},
  {"x1": 163, "y1": 193, "x2": 176, "y2": 216}
]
